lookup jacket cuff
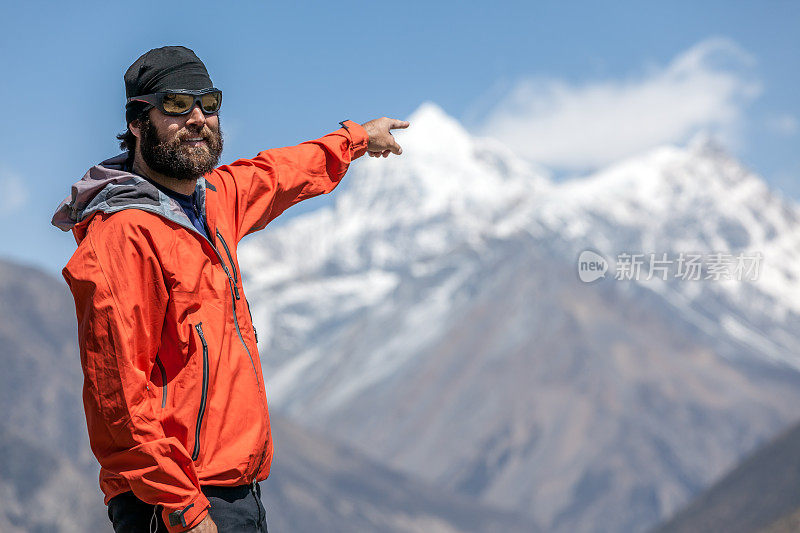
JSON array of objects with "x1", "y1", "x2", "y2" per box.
[
  {"x1": 338, "y1": 120, "x2": 369, "y2": 160},
  {"x1": 162, "y1": 492, "x2": 211, "y2": 533}
]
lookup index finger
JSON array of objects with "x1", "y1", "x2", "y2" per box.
[{"x1": 389, "y1": 119, "x2": 410, "y2": 130}]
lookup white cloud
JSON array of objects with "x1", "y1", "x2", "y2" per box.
[
  {"x1": 0, "y1": 172, "x2": 29, "y2": 212},
  {"x1": 765, "y1": 114, "x2": 798, "y2": 136},
  {"x1": 478, "y1": 38, "x2": 761, "y2": 170}
]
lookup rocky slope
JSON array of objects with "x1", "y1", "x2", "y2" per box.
[{"x1": 653, "y1": 420, "x2": 800, "y2": 533}]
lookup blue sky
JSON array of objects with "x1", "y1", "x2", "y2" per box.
[{"x1": 0, "y1": 0, "x2": 797, "y2": 275}]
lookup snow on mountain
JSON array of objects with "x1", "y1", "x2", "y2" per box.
[
  {"x1": 528, "y1": 133, "x2": 800, "y2": 368},
  {"x1": 243, "y1": 103, "x2": 545, "y2": 278},
  {"x1": 238, "y1": 103, "x2": 800, "y2": 532},
  {"x1": 239, "y1": 102, "x2": 547, "y2": 379}
]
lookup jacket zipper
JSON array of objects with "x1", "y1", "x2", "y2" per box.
[
  {"x1": 192, "y1": 323, "x2": 209, "y2": 461},
  {"x1": 217, "y1": 230, "x2": 258, "y2": 343},
  {"x1": 148, "y1": 203, "x2": 268, "y2": 477},
  {"x1": 155, "y1": 356, "x2": 167, "y2": 408},
  {"x1": 197, "y1": 227, "x2": 257, "y2": 379},
  {"x1": 214, "y1": 228, "x2": 267, "y2": 480}
]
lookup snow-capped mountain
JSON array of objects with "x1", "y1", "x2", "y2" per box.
[{"x1": 238, "y1": 103, "x2": 800, "y2": 532}]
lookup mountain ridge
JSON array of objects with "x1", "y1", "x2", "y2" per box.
[{"x1": 239, "y1": 103, "x2": 800, "y2": 532}]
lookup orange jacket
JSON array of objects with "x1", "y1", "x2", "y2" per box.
[{"x1": 52, "y1": 121, "x2": 368, "y2": 531}]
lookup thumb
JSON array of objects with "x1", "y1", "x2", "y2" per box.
[
  {"x1": 388, "y1": 138, "x2": 403, "y2": 155},
  {"x1": 389, "y1": 119, "x2": 410, "y2": 130}
]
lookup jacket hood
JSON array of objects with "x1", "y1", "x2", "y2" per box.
[{"x1": 52, "y1": 153, "x2": 214, "y2": 244}]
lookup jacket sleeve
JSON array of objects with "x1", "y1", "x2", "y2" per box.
[
  {"x1": 210, "y1": 120, "x2": 369, "y2": 242},
  {"x1": 63, "y1": 214, "x2": 210, "y2": 533}
]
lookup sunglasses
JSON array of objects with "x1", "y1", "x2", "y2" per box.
[{"x1": 127, "y1": 88, "x2": 222, "y2": 116}]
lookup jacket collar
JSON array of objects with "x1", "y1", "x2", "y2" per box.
[{"x1": 51, "y1": 152, "x2": 216, "y2": 244}]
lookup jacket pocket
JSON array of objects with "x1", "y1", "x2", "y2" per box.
[
  {"x1": 192, "y1": 322, "x2": 209, "y2": 461},
  {"x1": 155, "y1": 356, "x2": 167, "y2": 408}
]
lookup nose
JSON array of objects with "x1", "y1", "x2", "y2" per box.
[{"x1": 184, "y1": 104, "x2": 206, "y2": 128}]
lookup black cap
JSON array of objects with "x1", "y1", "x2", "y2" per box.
[{"x1": 124, "y1": 46, "x2": 214, "y2": 124}]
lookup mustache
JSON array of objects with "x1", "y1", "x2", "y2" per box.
[{"x1": 178, "y1": 125, "x2": 216, "y2": 142}]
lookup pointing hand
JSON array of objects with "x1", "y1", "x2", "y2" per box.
[{"x1": 361, "y1": 117, "x2": 410, "y2": 158}]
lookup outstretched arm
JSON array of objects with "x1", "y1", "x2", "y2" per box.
[{"x1": 210, "y1": 117, "x2": 410, "y2": 242}]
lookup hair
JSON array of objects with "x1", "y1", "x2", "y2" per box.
[
  {"x1": 116, "y1": 104, "x2": 151, "y2": 152},
  {"x1": 116, "y1": 127, "x2": 137, "y2": 152}
]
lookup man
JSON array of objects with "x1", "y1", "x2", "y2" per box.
[{"x1": 51, "y1": 45, "x2": 408, "y2": 532}]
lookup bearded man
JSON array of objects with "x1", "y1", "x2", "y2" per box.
[{"x1": 52, "y1": 45, "x2": 408, "y2": 533}]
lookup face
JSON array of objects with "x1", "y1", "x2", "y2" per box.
[{"x1": 132, "y1": 105, "x2": 223, "y2": 180}]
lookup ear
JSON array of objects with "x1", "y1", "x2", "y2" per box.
[{"x1": 129, "y1": 119, "x2": 142, "y2": 139}]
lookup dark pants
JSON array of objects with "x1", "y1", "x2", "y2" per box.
[{"x1": 107, "y1": 483, "x2": 268, "y2": 532}]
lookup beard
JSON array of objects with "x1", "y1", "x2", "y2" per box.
[{"x1": 138, "y1": 115, "x2": 224, "y2": 180}]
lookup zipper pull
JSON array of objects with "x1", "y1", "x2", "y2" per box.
[
  {"x1": 253, "y1": 326, "x2": 258, "y2": 343},
  {"x1": 220, "y1": 262, "x2": 231, "y2": 278},
  {"x1": 233, "y1": 283, "x2": 240, "y2": 300}
]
